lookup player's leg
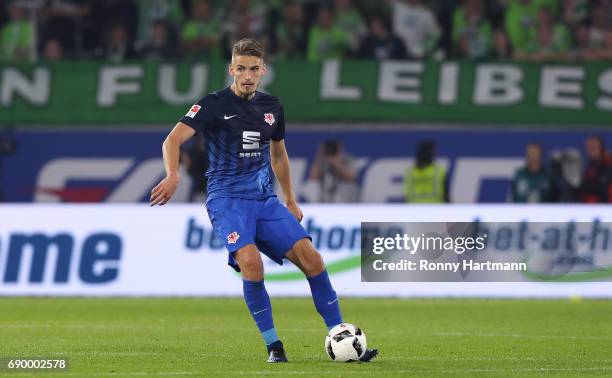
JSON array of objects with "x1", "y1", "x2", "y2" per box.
[
  {"x1": 253, "y1": 198, "x2": 342, "y2": 329},
  {"x1": 206, "y1": 198, "x2": 286, "y2": 362},
  {"x1": 234, "y1": 244, "x2": 287, "y2": 363},
  {"x1": 285, "y1": 240, "x2": 378, "y2": 362},
  {"x1": 285, "y1": 239, "x2": 343, "y2": 330},
  {"x1": 254, "y1": 197, "x2": 377, "y2": 362}
]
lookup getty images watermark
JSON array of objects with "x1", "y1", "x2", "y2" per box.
[{"x1": 361, "y1": 221, "x2": 612, "y2": 282}]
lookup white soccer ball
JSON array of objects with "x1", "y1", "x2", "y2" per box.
[{"x1": 325, "y1": 323, "x2": 367, "y2": 362}]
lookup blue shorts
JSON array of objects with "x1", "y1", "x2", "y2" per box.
[{"x1": 206, "y1": 196, "x2": 310, "y2": 272}]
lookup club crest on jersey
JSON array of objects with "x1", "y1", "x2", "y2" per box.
[
  {"x1": 264, "y1": 113, "x2": 275, "y2": 125},
  {"x1": 186, "y1": 104, "x2": 201, "y2": 118},
  {"x1": 227, "y1": 231, "x2": 240, "y2": 244}
]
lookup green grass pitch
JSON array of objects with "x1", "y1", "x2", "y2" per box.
[{"x1": 1, "y1": 298, "x2": 611, "y2": 377}]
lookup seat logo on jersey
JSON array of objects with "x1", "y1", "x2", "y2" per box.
[
  {"x1": 227, "y1": 231, "x2": 240, "y2": 244},
  {"x1": 242, "y1": 131, "x2": 260, "y2": 150},
  {"x1": 264, "y1": 113, "x2": 275, "y2": 125},
  {"x1": 241, "y1": 131, "x2": 262, "y2": 158},
  {"x1": 186, "y1": 104, "x2": 201, "y2": 118}
]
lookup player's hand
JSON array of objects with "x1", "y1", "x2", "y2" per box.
[
  {"x1": 150, "y1": 174, "x2": 180, "y2": 206},
  {"x1": 286, "y1": 200, "x2": 303, "y2": 222}
]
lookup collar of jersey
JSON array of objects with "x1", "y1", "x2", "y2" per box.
[{"x1": 225, "y1": 86, "x2": 258, "y2": 102}]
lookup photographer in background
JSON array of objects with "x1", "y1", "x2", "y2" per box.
[
  {"x1": 180, "y1": 133, "x2": 208, "y2": 203},
  {"x1": 0, "y1": 128, "x2": 17, "y2": 202},
  {"x1": 309, "y1": 139, "x2": 358, "y2": 203}
]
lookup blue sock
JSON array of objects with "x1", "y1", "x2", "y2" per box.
[
  {"x1": 307, "y1": 270, "x2": 343, "y2": 329},
  {"x1": 242, "y1": 279, "x2": 279, "y2": 347}
]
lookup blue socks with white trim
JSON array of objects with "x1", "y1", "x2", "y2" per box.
[
  {"x1": 243, "y1": 270, "x2": 342, "y2": 351},
  {"x1": 243, "y1": 279, "x2": 279, "y2": 349},
  {"x1": 307, "y1": 269, "x2": 343, "y2": 330}
]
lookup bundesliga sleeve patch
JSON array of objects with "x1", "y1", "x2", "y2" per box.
[{"x1": 186, "y1": 104, "x2": 201, "y2": 118}]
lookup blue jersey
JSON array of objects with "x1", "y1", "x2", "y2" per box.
[{"x1": 180, "y1": 87, "x2": 285, "y2": 203}]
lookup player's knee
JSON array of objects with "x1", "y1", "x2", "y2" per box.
[
  {"x1": 305, "y1": 253, "x2": 325, "y2": 277},
  {"x1": 240, "y1": 258, "x2": 263, "y2": 280},
  {"x1": 240, "y1": 255, "x2": 262, "y2": 272},
  {"x1": 236, "y1": 248, "x2": 264, "y2": 280},
  {"x1": 297, "y1": 241, "x2": 324, "y2": 276}
]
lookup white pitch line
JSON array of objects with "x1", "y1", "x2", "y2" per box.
[
  {"x1": 46, "y1": 351, "x2": 229, "y2": 358},
  {"x1": 37, "y1": 352, "x2": 611, "y2": 365},
  {"x1": 2, "y1": 368, "x2": 612, "y2": 377},
  {"x1": 4, "y1": 368, "x2": 612, "y2": 378},
  {"x1": 381, "y1": 355, "x2": 540, "y2": 362},
  {"x1": 430, "y1": 331, "x2": 612, "y2": 341},
  {"x1": 3, "y1": 323, "x2": 612, "y2": 341},
  {"x1": 232, "y1": 366, "x2": 612, "y2": 375},
  {"x1": 0, "y1": 373, "x2": 199, "y2": 377}
]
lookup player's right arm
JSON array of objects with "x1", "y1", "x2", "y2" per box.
[{"x1": 150, "y1": 122, "x2": 195, "y2": 206}]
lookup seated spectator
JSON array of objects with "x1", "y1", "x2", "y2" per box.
[
  {"x1": 224, "y1": 0, "x2": 268, "y2": 58},
  {"x1": 514, "y1": 8, "x2": 571, "y2": 62},
  {"x1": 134, "y1": 0, "x2": 183, "y2": 50},
  {"x1": 307, "y1": 7, "x2": 351, "y2": 62},
  {"x1": 39, "y1": 0, "x2": 91, "y2": 56},
  {"x1": 404, "y1": 140, "x2": 448, "y2": 203},
  {"x1": 1, "y1": 1, "x2": 35, "y2": 61},
  {"x1": 42, "y1": 38, "x2": 63, "y2": 62},
  {"x1": 272, "y1": 1, "x2": 307, "y2": 60},
  {"x1": 309, "y1": 139, "x2": 359, "y2": 203},
  {"x1": 505, "y1": 0, "x2": 540, "y2": 54},
  {"x1": 333, "y1": 0, "x2": 366, "y2": 51},
  {"x1": 452, "y1": 0, "x2": 493, "y2": 59},
  {"x1": 358, "y1": 17, "x2": 407, "y2": 60},
  {"x1": 179, "y1": 0, "x2": 222, "y2": 59},
  {"x1": 83, "y1": 0, "x2": 137, "y2": 59},
  {"x1": 579, "y1": 135, "x2": 611, "y2": 203},
  {"x1": 139, "y1": 20, "x2": 177, "y2": 60},
  {"x1": 493, "y1": 28, "x2": 510, "y2": 58},
  {"x1": 576, "y1": 2, "x2": 612, "y2": 61},
  {"x1": 511, "y1": 143, "x2": 554, "y2": 203},
  {"x1": 104, "y1": 23, "x2": 137, "y2": 62},
  {"x1": 563, "y1": 0, "x2": 590, "y2": 31},
  {"x1": 390, "y1": 0, "x2": 440, "y2": 59}
]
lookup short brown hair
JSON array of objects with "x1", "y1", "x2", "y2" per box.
[{"x1": 232, "y1": 38, "x2": 264, "y2": 60}]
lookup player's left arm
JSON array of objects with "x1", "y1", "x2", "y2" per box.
[{"x1": 270, "y1": 139, "x2": 303, "y2": 221}]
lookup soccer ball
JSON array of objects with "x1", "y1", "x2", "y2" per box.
[{"x1": 324, "y1": 323, "x2": 367, "y2": 362}]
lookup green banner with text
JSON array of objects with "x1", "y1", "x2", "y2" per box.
[{"x1": 0, "y1": 61, "x2": 611, "y2": 126}]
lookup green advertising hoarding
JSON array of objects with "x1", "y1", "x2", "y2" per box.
[{"x1": 0, "y1": 60, "x2": 611, "y2": 125}]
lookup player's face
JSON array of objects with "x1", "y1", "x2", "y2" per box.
[{"x1": 229, "y1": 55, "x2": 266, "y2": 98}]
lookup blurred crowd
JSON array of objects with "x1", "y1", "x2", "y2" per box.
[
  {"x1": 511, "y1": 135, "x2": 612, "y2": 204},
  {"x1": 1, "y1": 0, "x2": 611, "y2": 63},
  {"x1": 304, "y1": 137, "x2": 612, "y2": 204}
]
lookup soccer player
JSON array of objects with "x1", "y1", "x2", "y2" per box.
[{"x1": 149, "y1": 38, "x2": 377, "y2": 363}]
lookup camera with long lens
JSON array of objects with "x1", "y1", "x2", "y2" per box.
[{"x1": 323, "y1": 140, "x2": 340, "y2": 156}]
